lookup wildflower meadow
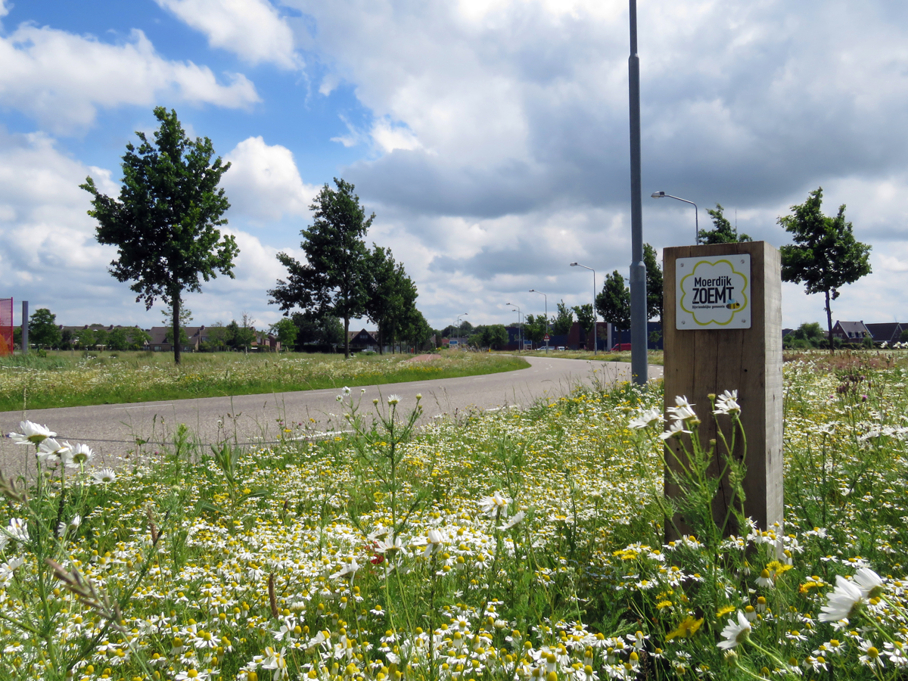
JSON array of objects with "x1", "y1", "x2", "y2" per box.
[{"x1": 1, "y1": 351, "x2": 907, "y2": 680}]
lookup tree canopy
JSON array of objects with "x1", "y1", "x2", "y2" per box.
[
  {"x1": 29, "y1": 308, "x2": 60, "y2": 349},
  {"x1": 552, "y1": 300, "x2": 574, "y2": 335},
  {"x1": 269, "y1": 178, "x2": 373, "y2": 358},
  {"x1": 779, "y1": 187, "x2": 872, "y2": 353},
  {"x1": 82, "y1": 107, "x2": 238, "y2": 365},
  {"x1": 597, "y1": 271, "x2": 631, "y2": 343},
  {"x1": 363, "y1": 246, "x2": 422, "y2": 353},
  {"x1": 698, "y1": 204, "x2": 752, "y2": 244},
  {"x1": 572, "y1": 304, "x2": 595, "y2": 348}
]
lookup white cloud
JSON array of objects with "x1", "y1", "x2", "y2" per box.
[
  {"x1": 222, "y1": 136, "x2": 318, "y2": 223},
  {"x1": 154, "y1": 0, "x2": 300, "y2": 69},
  {"x1": 0, "y1": 23, "x2": 259, "y2": 134}
]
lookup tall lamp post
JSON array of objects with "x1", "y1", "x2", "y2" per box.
[
  {"x1": 569, "y1": 262, "x2": 597, "y2": 354},
  {"x1": 628, "y1": 0, "x2": 648, "y2": 386},
  {"x1": 651, "y1": 191, "x2": 699, "y2": 245},
  {"x1": 453, "y1": 313, "x2": 467, "y2": 347},
  {"x1": 506, "y1": 302, "x2": 522, "y2": 353},
  {"x1": 528, "y1": 289, "x2": 548, "y2": 353}
]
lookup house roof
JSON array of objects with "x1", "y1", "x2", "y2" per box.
[
  {"x1": 864, "y1": 322, "x2": 902, "y2": 342},
  {"x1": 832, "y1": 321, "x2": 870, "y2": 336}
]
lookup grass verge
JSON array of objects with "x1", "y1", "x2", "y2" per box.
[{"x1": 0, "y1": 350, "x2": 529, "y2": 412}]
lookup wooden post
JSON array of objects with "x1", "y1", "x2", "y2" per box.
[{"x1": 663, "y1": 241, "x2": 783, "y2": 539}]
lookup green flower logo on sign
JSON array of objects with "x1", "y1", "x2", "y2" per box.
[{"x1": 676, "y1": 255, "x2": 751, "y2": 329}]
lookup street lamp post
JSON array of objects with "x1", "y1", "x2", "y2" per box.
[
  {"x1": 528, "y1": 289, "x2": 548, "y2": 353},
  {"x1": 453, "y1": 313, "x2": 467, "y2": 347},
  {"x1": 506, "y1": 302, "x2": 522, "y2": 353},
  {"x1": 569, "y1": 262, "x2": 597, "y2": 354},
  {"x1": 651, "y1": 191, "x2": 699, "y2": 245}
]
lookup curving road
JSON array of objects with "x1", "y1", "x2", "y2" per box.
[{"x1": 0, "y1": 356, "x2": 662, "y2": 477}]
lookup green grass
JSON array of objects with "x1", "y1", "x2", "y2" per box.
[{"x1": 0, "y1": 349, "x2": 529, "y2": 411}]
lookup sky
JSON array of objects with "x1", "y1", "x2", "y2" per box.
[{"x1": 1, "y1": 0, "x2": 906, "y2": 334}]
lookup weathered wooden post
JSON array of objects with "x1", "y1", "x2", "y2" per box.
[{"x1": 663, "y1": 241, "x2": 783, "y2": 538}]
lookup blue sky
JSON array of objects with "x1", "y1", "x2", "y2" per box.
[{"x1": 2, "y1": 0, "x2": 907, "y2": 333}]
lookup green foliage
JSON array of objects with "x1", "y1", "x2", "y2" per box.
[
  {"x1": 779, "y1": 187, "x2": 872, "y2": 352},
  {"x1": 901, "y1": 329, "x2": 908, "y2": 343},
  {"x1": 551, "y1": 299, "x2": 574, "y2": 335},
  {"x1": 269, "y1": 178, "x2": 373, "y2": 358},
  {"x1": 572, "y1": 304, "x2": 595, "y2": 343},
  {"x1": 363, "y1": 246, "x2": 424, "y2": 353},
  {"x1": 522, "y1": 314, "x2": 547, "y2": 344},
  {"x1": 596, "y1": 270, "x2": 630, "y2": 332},
  {"x1": 698, "y1": 203, "x2": 752, "y2": 244},
  {"x1": 783, "y1": 322, "x2": 826, "y2": 349},
  {"x1": 28, "y1": 308, "x2": 61, "y2": 349},
  {"x1": 269, "y1": 318, "x2": 298, "y2": 351},
  {"x1": 82, "y1": 107, "x2": 238, "y2": 365},
  {"x1": 644, "y1": 242, "x2": 663, "y2": 322},
  {"x1": 291, "y1": 311, "x2": 345, "y2": 348}
]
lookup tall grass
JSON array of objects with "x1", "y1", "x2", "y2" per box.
[
  {"x1": 0, "y1": 351, "x2": 907, "y2": 679},
  {"x1": 0, "y1": 351, "x2": 528, "y2": 412}
]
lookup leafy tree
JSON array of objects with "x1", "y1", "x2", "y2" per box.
[
  {"x1": 644, "y1": 243, "x2": 663, "y2": 322},
  {"x1": 698, "y1": 204, "x2": 752, "y2": 244},
  {"x1": 227, "y1": 313, "x2": 256, "y2": 352},
  {"x1": 29, "y1": 308, "x2": 61, "y2": 349},
  {"x1": 204, "y1": 323, "x2": 229, "y2": 351},
  {"x1": 74, "y1": 328, "x2": 95, "y2": 350},
  {"x1": 786, "y1": 322, "x2": 825, "y2": 349},
  {"x1": 127, "y1": 327, "x2": 151, "y2": 350},
  {"x1": 572, "y1": 304, "x2": 595, "y2": 348},
  {"x1": 107, "y1": 327, "x2": 129, "y2": 351},
  {"x1": 270, "y1": 318, "x2": 298, "y2": 352},
  {"x1": 94, "y1": 328, "x2": 110, "y2": 349},
  {"x1": 164, "y1": 307, "x2": 191, "y2": 346},
  {"x1": 901, "y1": 329, "x2": 908, "y2": 343},
  {"x1": 552, "y1": 300, "x2": 574, "y2": 335},
  {"x1": 291, "y1": 312, "x2": 345, "y2": 348},
  {"x1": 779, "y1": 187, "x2": 872, "y2": 354},
  {"x1": 82, "y1": 107, "x2": 238, "y2": 365},
  {"x1": 522, "y1": 314, "x2": 547, "y2": 345},
  {"x1": 482, "y1": 324, "x2": 509, "y2": 349},
  {"x1": 268, "y1": 178, "x2": 373, "y2": 359},
  {"x1": 363, "y1": 246, "x2": 420, "y2": 354},
  {"x1": 597, "y1": 271, "x2": 631, "y2": 347}
]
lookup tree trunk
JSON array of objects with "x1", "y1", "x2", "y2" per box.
[
  {"x1": 825, "y1": 289, "x2": 834, "y2": 354},
  {"x1": 344, "y1": 316, "x2": 350, "y2": 359},
  {"x1": 172, "y1": 293, "x2": 182, "y2": 365}
]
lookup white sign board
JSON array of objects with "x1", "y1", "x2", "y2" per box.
[{"x1": 676, "y1": 254, "x2": 751, "y2": 329}]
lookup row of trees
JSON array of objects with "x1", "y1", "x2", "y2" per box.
[
  {"x1": 268, "y1": 179, "x2": 431, "y2": 358},
  {"x1": 82, "y1": 109, "x2": 429, "y2": 364},
  {"x1": 25, "y1": 308, "x2": 151, "y2": 351}
]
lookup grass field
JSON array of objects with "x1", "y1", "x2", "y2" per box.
[
  {"x1": 1, "y1": 350, "x2": 907, "y2": 680},
  {"x1": 0, "y1": 350, "x2": 529, "y2": 412}
]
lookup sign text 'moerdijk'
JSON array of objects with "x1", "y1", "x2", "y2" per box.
[{"x1": 676, "y1": 254, "x2": 751, "y2": 329}]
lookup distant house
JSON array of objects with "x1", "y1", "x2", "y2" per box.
[
  {"x1": 865, "y1": 322, "x2": 903, "y2": 345},
  {"x1": 830, "y1": 321, "x2": 871, "y2": 344},
  {"x1": 348, "y1": 329, "x2": 379, "y2": 351},
  {"x1": 148, "y1": 325, "x2": 208, "y2": 352}
]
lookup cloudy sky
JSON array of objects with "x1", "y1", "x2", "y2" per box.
[{"x1": 1, "y1": 0, "x2": 905, "y2": 334}]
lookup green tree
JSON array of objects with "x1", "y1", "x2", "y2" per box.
[
  {"x1": 597, "y1": 271, "x2": 631, "y2": 347},
  {"x1": 127, "y1": 327, "x2": 151, "y2": 350},
  {"x1": 901, "y1": 329, "x2": 908, "y2": 343},
  {"x1": 270, "y1": 318, "x2": 298, "y2": 352},
  {"x1": 644, "y1": 243, "x2": 663, "y2": 322},
  {"x1": 552, "y1": 300, "x2": 574, "y2": 335},
  {"x1": 779, "y1": 187, "x2": 872, "y2": 354},
  {"x1": 204, "y1": 323, "x2": 229, "y2": 351},
  {"x1": 572, "y1": 304, "x2": 595, "y2": 348},
  {"x1": 698, "y1": 204, "x2": 752, "y2": 244},
  {"x1": 363, "y1": 246, "x2": 420, "y2": 354},
  {"x1": 268, "y1": 178, "x2": 373, "y2": 359},
  {"x1": 291, "y1": 312, "x2": 344, "y2": 348},
  {"x1": 82, "y1": 107, "x2": 238, "y2": 365},
  {"x1": 107, "y1": 327, "x2": 129, "y2": 351},
  {"x1": 228, "y1": 313, "x2": 256, "y2": 352},
  {"x1": 523, "y1": 314, "x2": 547, "y2": 345},
  {"x1": 74, "y1": 328, "x2": 95, "y2": 350},
  {"x1": 482, "y1": 324, "x2": 509, "y2": 349},
  {"x1": 29, "y1": 308, "x2": 61, "y2": 349}
]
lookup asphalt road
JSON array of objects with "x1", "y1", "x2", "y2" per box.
[{"x1": 0, "y1": 355, "x2": 662, "y2": 477}]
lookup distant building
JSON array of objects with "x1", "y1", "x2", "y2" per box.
[{"x1": 830, "y1": 321, "x2": 871, "y2": 344}]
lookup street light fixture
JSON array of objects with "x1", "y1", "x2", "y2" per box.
[
  {"x1": 569, "y1": 262, "x2": 597, "y2": 354},
  {"x1": 506, "y1": 302, "x2": 522, "y2": 353},
  {"x1": 528, "y1": 289, "x2": 548, "y2": 353},
  {"x1": 651, "y1": 191, "x2": 699, "y2": 245},
  {"x1": 453, "y1": 313, "x2": 467, "y2": 346}
]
